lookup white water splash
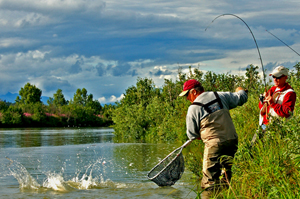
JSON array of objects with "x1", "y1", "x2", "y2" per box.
[
  {"x1": 6, "y1": 157, "x2": 41, "y2": 190},
  {"x1": 6, "y1": 156, "x2": 142, "y2": 192},
  {"x1": 43, "y1": 173, "x2": 68, "y2": 192},
  {"x1": 72, "y1": 159, "x2": 104, "y2": 189}
]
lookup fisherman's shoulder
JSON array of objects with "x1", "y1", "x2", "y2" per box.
[{"x1": 196, "y1": 92, "x2": 217, "y2": 102}]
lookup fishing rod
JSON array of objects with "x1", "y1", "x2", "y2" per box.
[
  {"x1": 205, "y1": 13, "x2": 267, "y2": 91},
  {"x1": 266, "y1": 29, "x2": 300, "y2": 57}
]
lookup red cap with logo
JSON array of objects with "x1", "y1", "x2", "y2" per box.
[{"x1": 179, "y1": 79, "x2": 201, "y2": 97}]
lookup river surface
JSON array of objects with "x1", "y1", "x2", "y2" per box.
[{"x1": 0, "y1": 128, "x2": 197, "y2": 199}]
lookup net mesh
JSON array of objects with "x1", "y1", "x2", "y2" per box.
[{"x1": 147, "y1": 147, "x2": 185, "y2": 186}]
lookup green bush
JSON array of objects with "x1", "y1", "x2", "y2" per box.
[{"x1": 0, "y1": 106, "x2": 24, "y2": 127}]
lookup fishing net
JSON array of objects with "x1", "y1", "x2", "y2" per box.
[{"x1": 147, "y1": 147, "x2": 185, "y2": 186}]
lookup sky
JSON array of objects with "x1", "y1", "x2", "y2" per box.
[{"x1": 0, "y1": 0, "x2": 299, "y2": 104}]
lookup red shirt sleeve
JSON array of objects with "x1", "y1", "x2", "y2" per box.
[
  {"x1": 259, "y1": 101, "x2": 263, "y2": 109},
  {"x1": 270, "y1": 91, "x2": 297, "y2": 118}
]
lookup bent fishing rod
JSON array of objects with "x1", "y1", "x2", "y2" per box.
[
  {"x1": 205, "y1": 13, "x2": 267, "y2": 91},
  {"x1": 266, "y1": 30, "x2": 300, "y2": 57}
]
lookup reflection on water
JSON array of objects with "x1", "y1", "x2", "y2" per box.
[
  {"x1": 0, "y1": 128, "x2": 197, "y2": 198},
  {"x1": 0, "y1": 128, "x2": 114, "y2": 148}
]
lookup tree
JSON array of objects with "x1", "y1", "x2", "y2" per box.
[
  {"x1": 294, "y1": 62, "x2": 300, "y2": 79},
  {"x1": 1, "y1": 106, "x2": 24, "y2": 126},
  {"x1": 16, "y1": 83, "x2": 42, "y2": 104},
  {"x1": 112, "y1": 77, "x2": 162, "y2": 140},
  {"x1": 72, "y1": 88, "x2": 93, "y2": 106},
  {"x1": 245, "y1": 64, "x2": 260, "y2": 90},
  {"x1": 31, "y1": 102, "x2": 47, "y2": 125},
  {"x1": 120, "y1": 77, "x2": 158, "y2": 107},
  {"x1": 53, "y1": 89, "x2": 67, "y2": 106},
  {"x1": 47, "y1": 97, "x2": 54, "y2": 105},
  {"x1": 203, "y1": 71, "x2": 218, "y2": 91},
  {"x1": 0, "y1": 100, "x2": 8, "y2": 112},
  {"x1": 102, "y1": 104, "x2": 115, "y2": 121},
  {"x1": 86, "y1": 99, "x2": 102, "y2": 114}
]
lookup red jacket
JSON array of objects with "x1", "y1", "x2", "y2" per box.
[{"x1": 259, "y1": 83, "x2": 296, "y2": 124}]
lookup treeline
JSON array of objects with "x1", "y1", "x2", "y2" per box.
[{"x1": 0, "y1": 83, "x2": 115, "y2": 128}]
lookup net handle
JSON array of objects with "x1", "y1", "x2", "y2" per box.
[
  {"x1": 157, "y1": 139, "x2": 192, "y2": 166},
  {"x1": 182, "y1": 139, "x2": 193, "y2": 148}
]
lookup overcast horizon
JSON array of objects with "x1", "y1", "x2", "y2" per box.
[{"x1": 0, "y1": 0, "x2": 299, "y2": 104}]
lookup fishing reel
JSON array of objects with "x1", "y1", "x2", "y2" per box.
[{"x1": 259, "y1": 94, "x2": 265, "y2": 104}]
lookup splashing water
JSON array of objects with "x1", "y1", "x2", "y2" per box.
[
  {"x1": 0, "y1": 128, "x2": 197, "y2": 199},
  {"x1": 6, "y1": 157, "x2": 41, "y2": 190},
  {"x1": 43, "y1": 172, "x2": 69, "y2": 192},
  {"x1": 5, "y1": 156, "x2": 134, "y2": 192},
  {"x1": 72, "y1": 160, "x2": 99, "y2": 190}
]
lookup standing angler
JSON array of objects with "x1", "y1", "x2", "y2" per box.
[
  {"x1": 259, "y1": 65, "x2": 296, "y2": 125},
  {"x1": 179, "y1": 79, "x2": 248, "y2": 191},
  {"x1": 251, "y1": 66, "x2": 296, "y2": 146}
]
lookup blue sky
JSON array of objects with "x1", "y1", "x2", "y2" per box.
[{"x1": 0, "y1": 0, "x2": 299, "y2": 104}]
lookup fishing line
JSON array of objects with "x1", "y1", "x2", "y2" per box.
[
  {"x1": 266, "y1": 29, "x2": 300, "y2": 57},
  {"x1": 205, "y1": 13, "x2": 267, "y2": 90}
]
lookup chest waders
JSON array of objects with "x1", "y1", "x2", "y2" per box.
[
  {"x1": 191, "y1": 92, "x2": 223, "y2": 114},
  {"x1": 191, "y1": 92, "x2": 237, "y2": 189}
]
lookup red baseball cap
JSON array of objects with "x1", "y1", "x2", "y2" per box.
[{"x1": 179, "y1": 79, "x2": 201, "y2": 97}]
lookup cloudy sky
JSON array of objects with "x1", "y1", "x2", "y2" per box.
[{"x1": 0, "y1": 0, "x2": 299, "y2": 104}]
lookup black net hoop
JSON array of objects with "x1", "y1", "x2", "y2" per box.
[{"x1": 147, "y1": 147, "x2": 185, "y2": 186}]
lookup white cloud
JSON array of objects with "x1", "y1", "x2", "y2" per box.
[
  {"x1": 0, "y1": 0, "x2": 106, "y2": 15},
  {"x1": 0, "y1": 37, "x2": 36, "y2": 48},
  {"x1": 0, "y1": 0, "x2": 106, "y2": 31},
  {"x1": 0, "y1": 11, "x2": 56, "y2": 29},
  {"x1": 28, "y1": 76, "x2": 75, "y2": 98},
  {"x1": 98, "y1": 94, "x2": 124, "y2": 104}
]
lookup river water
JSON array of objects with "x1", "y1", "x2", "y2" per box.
[{"x1": 0, "y1": 128, "x2": 197, "y2": 199}]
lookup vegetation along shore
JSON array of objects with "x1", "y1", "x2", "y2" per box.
[{"x1": 0, "y1": 85, "x2": 114, "y2": 128}]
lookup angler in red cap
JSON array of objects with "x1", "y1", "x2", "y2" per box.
[{"x1": 179, "y1": 79, "x2": 248, "y2": 191}]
